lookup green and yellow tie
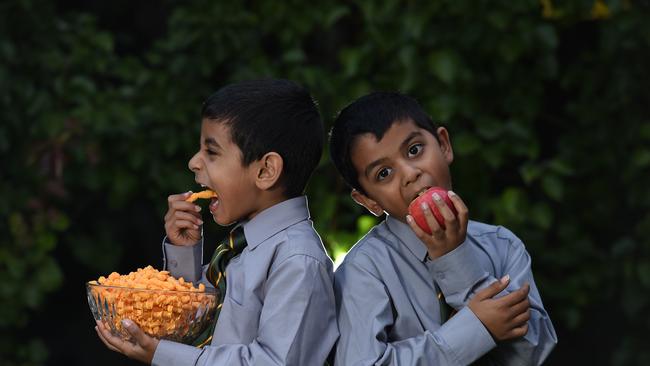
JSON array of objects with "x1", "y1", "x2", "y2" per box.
[
  {"x1": 435, "y1": 282, "x2": 456, "y2": 323},
  {"x1": 193, "y1": 225, "x2": 247, "y2": 348}
]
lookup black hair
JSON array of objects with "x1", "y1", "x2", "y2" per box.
[
  {"x1": 328, "y1": 91, "x2": 438, "y2": 193},
  {"x1": 201, "y1": 79, "x2": 324, "y2": 198}
]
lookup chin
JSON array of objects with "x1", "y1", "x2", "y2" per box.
[{"x1": 212, "y1": 213, "x2": 234, "y2": 227}]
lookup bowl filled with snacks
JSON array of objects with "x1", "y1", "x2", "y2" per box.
[{"x1": 87, "y1": 266, "x2": 218, "y2": 344}]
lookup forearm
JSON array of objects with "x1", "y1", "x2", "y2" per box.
[
  {"x1": 431, "y1": 235, "x2": 557, "y2": 365},
  {"x1": 152, "y1": 340, "x2": 293, "y2": 366},
  {"x1": 336, "y1": 307, "x2": 495, "y2": 366},
  {"x1": 161, "y1": 236, "x2": 204, "y2": 282}
]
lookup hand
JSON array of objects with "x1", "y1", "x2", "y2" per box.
[
  {"x1": 95, "y1": 319, "x2": 159, "y2": 364},
  {"x1": 469, "y1": 275, "x2": 531, "y2": 342},
  {"x1": 406, "y1": 190, "x2": 469, "y2": 259},
  {"x1": 164, "y1": 191, "x2": 203, "y2": 246}
]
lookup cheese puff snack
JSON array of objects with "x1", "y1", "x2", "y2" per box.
[
  {"x1": 87, "y1": 266, "x2": 217, "y2": 343},
  {"x1": 186, "y1": 189, "x2": 217, "y2": 202}
]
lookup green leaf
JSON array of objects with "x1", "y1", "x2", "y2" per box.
[
  {"x1": 428, "y1": 50, "x2": 459, "y2": 84},
  {"x1": 453, "y1": 133, "x2": 482, "y2": 155},
  {"x1": 541, "y1": 175, "x2": 564, "y2": 201}
]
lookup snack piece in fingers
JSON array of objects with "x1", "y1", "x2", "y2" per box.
[{"x1": 186, "y1": 190, "x2": 218, "y2": 202}]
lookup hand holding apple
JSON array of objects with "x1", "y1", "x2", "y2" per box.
[
  {"x1": 408, "y1": 187, "x2": 458, "y2": 234},
  {"x1": 406, "y1": 187, "x2": 468, "y2": 259}
]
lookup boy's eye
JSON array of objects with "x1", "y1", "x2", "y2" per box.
[
  {"x1": 205, "y1": 149, "x2": 218, "y2": 156},
  {"x1": 408, "y1": 143, "x2": 423, "y2": 158},
  {"x1": 376, "y1": 167, "x2": 392, "y2": 181}
]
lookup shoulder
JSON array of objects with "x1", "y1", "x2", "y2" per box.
[
  {"x1": 466, "y1": 220, "x2": 526, "y2": 257},
  {"x1": 335, "y1": 222, "x2": 394, "y2": 279},
  {"x1": 270, "y1": 219, "x2": 333, "y2": 271}
]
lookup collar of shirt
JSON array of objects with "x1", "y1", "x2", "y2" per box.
[
  {"x1": 240, "y1": 196, "x2": 310, "y2": 250},
  {"x1": 385, "y1": 215, "x2": 429, "y2": 262}
]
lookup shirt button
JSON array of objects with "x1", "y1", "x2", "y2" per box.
[
  {"x1": 437, "y1": 272, "x2": 445, "y2": 279},
  {"x1": 169, "y1": 259, "x2": 178, "y2": 268}
]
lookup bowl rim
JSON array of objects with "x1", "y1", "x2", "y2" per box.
[{"x1": 86, "y1": 281, "x2": 218, "y2": 295}]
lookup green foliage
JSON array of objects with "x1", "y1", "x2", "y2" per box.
[{"x1": 1, "y1": 0, "x2": 649, "y2": 364}]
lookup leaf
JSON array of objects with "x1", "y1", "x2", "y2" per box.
[
  {"x1": 428, "y1": 49, "x2": 459, "y2": 84},
  {"x1": 541, "y1": 175, "x2": 564, "y2": 201}
]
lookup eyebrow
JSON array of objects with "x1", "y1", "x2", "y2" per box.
[
  {"x1": 204, "y1": 137, "x2": 221, "y2": 149},
  {"x1": 363, "y1": 131, "x2": 423, "y2": 178}
]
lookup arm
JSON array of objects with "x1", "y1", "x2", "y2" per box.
[
  {"x1": 334, "y1": 258, "x2": 495, "y2": 366},
  {"x1": 153, "y1": 254, "x2": 338, "y2": 366},
  {"x1": 431, "y1": 230, "x2": 558, "y2": 365}
]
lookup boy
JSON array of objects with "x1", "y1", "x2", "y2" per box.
[
  {"x1": 96, "y1": 79, "x2": 339, "y2": 365},
  {"x1": 328, "y1": 92, "x2": 557, "y2": 365}
]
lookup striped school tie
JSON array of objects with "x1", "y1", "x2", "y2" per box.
[
  {"x1": 435, "y1": 282, "x2": 456, "y2": 323},
  {"x1": 193, "y1": 225, "x2": 247, "y2": 348}
]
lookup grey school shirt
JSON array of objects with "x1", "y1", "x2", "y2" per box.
[
  {"x1": 334, "y1": 216, "x2": 557, "y2": 365},
  {"x1": 152, "y1": 196, "x2": 338, "y2": 366}
]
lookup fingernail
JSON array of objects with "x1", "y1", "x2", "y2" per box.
[
  {"x1": 186, "y1": 191, "x2": 193, "y2": 196},
  {"x1": 195, "y1": 205, "x2": 201, "y2": 212},
  {"x1": 420, "y1": 202, "x2": 428, "y2": 210},
  {"x1": 432, "y1": 193, "x2": 441, "y2": 201},
  {"x1": 448, "y1": 190, "x2": 456, "y2": 197},
  {"x1": 501, "y1": 274, "x2": 510, "y2": 284},
  {"x1": 122, "y1": 319, "x2": 133, "y2": 329},
  {"x1": 406, "y1": 215, "x2": 413, "y2": 223},
  {"x1": 194, "y1": 224, "x2": 199, "y2": 229},
  {"x1": 197, "y1": 219, "x2": 203, "y2": 225}
]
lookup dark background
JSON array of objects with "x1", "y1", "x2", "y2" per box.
[{"x1": 1, "y1": 0, "x2": 649, "y2": 365}]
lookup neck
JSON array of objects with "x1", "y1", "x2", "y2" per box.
[{"x1": 246, "y1": 189, "x2": 290, "y2": 221}]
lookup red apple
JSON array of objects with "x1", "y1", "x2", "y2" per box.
[{"x1": 408, "y1": 187, "x2": 458, "y2": 234}]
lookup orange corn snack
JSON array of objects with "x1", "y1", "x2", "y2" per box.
[
  {"x1": 89, "y1": 266, "x2": 214, "y2": 339},
  {"x1": 186, "y1": 190, "x2": 217, "y2": 202}
]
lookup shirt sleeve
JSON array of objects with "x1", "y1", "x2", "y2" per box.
[
  {"x1": 161, "y1": 236, "x2": 204, "y2": 283},
  {"x1": 153, "y1": 254, "x2": 338, "y2": 366},
  {"x1": 334, "y1": 256, "x2": 495, "y2": 366},
  {"x1": 429, "y1": 228, "x2": 558, "y2": 365}
]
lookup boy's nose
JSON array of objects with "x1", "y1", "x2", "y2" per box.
[
  {"x1": 402, "y1": 163, "x2": 422, "y2": 187},
  {"x1": 188, "y1": 152, "x2": 201, "y2": 172}
]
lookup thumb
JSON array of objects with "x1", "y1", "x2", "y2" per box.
[
  {"x1": 122, "y1": 319, "x2": 148, "y2": 345},
  {"x1": 476, "y1": 275, "x2": 510, "y2": 300}
]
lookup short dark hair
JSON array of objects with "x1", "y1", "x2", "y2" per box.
[
  {"x1": 202, "y1": 79, "x2": 324, "y2": 198},
  {"x1": 329, "y1": 91, "x2": 438, "y2": 192}
]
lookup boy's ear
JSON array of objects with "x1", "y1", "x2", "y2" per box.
[
  {"x1": 351, "y1": 190, "x2": 384, "y2": 217},
  {"x1": 436, "y1": 127, "x2": 454, "y2": 164},
  {"x1": 255, "y1": 152, "x2": 283, "y2": 190}
]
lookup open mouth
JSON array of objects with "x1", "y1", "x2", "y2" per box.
[
  {"x1": 411, "y1": 186, "x2": 432, "y2": 203},
  {"x1": 193, "y1": 183, "x2": 219, "y2": 214},
  {"x1": 199, "y1": 184, "x2": 220, "y2": 214}
]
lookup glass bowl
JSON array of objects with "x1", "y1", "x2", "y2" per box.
[{"x1": 87, "y1": 281, "x2": 218, "y2": 344}]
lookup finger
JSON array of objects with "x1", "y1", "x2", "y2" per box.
[
  {"x1": 507, "y1": 297, "x2": 530, "y2": 318},
  {"x1": 420, "y1": 201, "x2": 444, "y2": 236},
  {"x1": 96, "y1": 321, "x2": 126, "y2": 352},
  {"x1": 508, "y1": 323, "x2": 529, "y2": 338},
  {"x1": 498, "y1": 283, "x2": 530, "y2": 306},
  {"x1": 447, "y1": 191, "x2": 468, "y2": 231},
  {"x1": 122, "y1": 319, "x2": 150, "y2": 347},
  {"x1": 432, "y1": 191, "x2": 456, "y2": 225},
  {"x1": 174, "y1": 219, "x2": 201, "y2": 231},
  {"x1": 96, "y1": 326, "x2": 121, "y2": 352},
  {"x1": 168, "y1": 192, "x2": 193, "y2": 206},
  {"x1": 174, "y1": 211, "x2": 203, "y2": 226},
  {"x1": 170, "y1": 199, "x2": 203, "y2": 214},
  {"x1": 475, "y1": 275, "x2": 510, "y2": 301},
  {"x1": 406, "y1": 214, "x2": 431, "y2": 241},
  {"x1": 510, "y1": 308, "x2": 531, "y2": 327}
]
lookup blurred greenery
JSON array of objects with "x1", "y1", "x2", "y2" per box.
[{"x1": 1, "y1": 0, "x2": 649, "y2": 365}]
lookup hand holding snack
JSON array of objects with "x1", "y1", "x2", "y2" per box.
[
  {"x1": 164, "y1": 190, "x2": 215, "y2": 246},
  {"x1": 406, "y1": 187, "x2": 468, "y2": 259}
]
